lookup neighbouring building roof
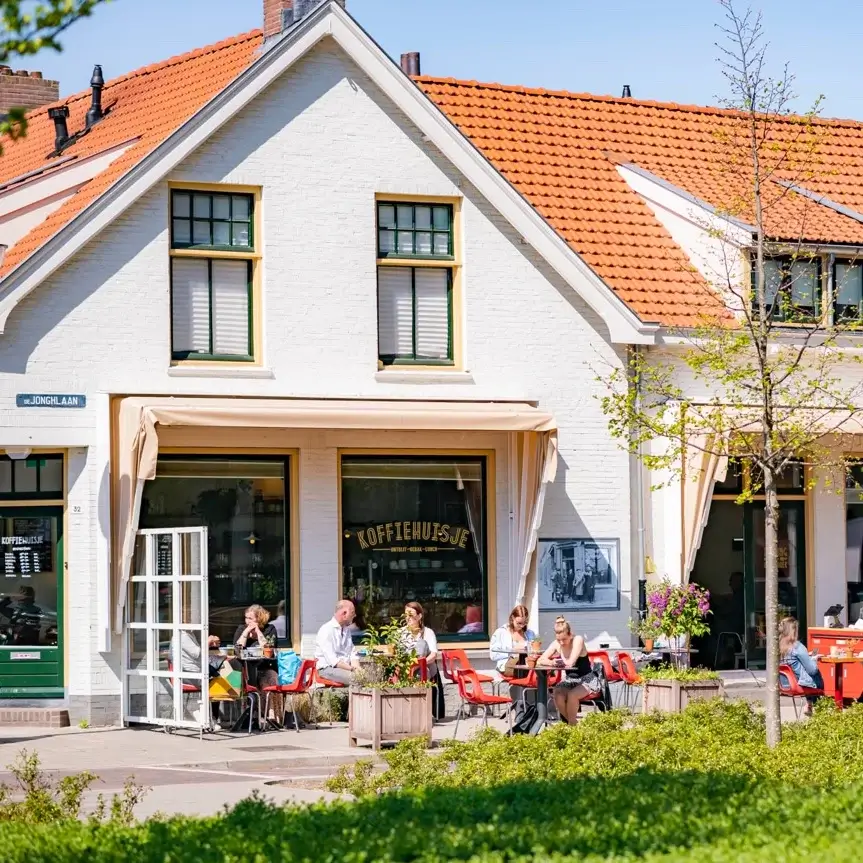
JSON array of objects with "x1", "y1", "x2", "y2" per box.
[
  {"x1": 416, "y1": 77, "x2": 863, "y2": 326},
  {"x1": 4, "y1": 17, "x2": 863, "y2": 330},
  {"x1": 0, "y1": 29, "x2": 262, "y2": 277}
]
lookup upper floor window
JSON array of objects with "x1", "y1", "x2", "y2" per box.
[
  {"x1": 834, "y1": 262, "x2": 863, "y2": 322},
  {"x1": 169, "y1": 189, "x2": 257, "y2": 362},
  {"x1": 756, "y1": 256, "x2": 821, "y2": 323},
  {"x1": 376, "y1": 201, "x2": 456, "y2": 366}
]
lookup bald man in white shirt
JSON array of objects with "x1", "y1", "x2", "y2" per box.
[{"x1": 315, "y1": 599, "x2": 360, "y2": 685}]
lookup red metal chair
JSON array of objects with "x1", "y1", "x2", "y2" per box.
[
  {"x1": 617, "y1": 652, "x2": 642, "y2": 711},
  {"x1": 588, "y1": 651, "x2": 623, "y2": 684},
  {"x1": 408, "y1": 657, "x2": 429, "y2": 682},
  {"x1": 312, "y1": 667, "x2": 347, "y2": 726},
  {"x1": 242, "y1": 662, "x2": 262, "y2": 735},
  {"x1": 453, "y1": 669, "x2": 512, "y2": 738},
  {"x1": 262, "y1": 658, "x2": 317, "y2": 732},
  {"x1": 779, "y1": 663, "x2": 825, "y2": 719},
  {"x1": 441, "y1": 649, "x2": 497, "y2": 717}
]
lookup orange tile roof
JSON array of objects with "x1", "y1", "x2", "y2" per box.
[
  {"x1": 417, "y1": 77, "x2": 863, "y2": 326},
  {"x1": 0, "y1": 29, "x2": 263, "y2": 277}
]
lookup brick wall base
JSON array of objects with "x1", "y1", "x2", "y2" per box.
[
  {"x1": 0, "y1": 708, "x2": 69, "y2": 727},
  {"x1": 68, "y1": 694, "x2": 121, "y2": 727}
]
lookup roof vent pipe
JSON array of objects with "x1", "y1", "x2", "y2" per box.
[
  {"x1": 85, "y1": 64, "x2": 104, "y2": 128},
  {"x1": 621, "y1": 85, "x2": 632, "y2": 98},
  {"x1": 48, "y1": 105, "x2": 69, "y2": 150},
  {"x1": 400, "y1": 52, "x2": 421, "y2": 76}
]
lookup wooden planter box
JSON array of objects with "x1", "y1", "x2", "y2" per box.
[
  {"x1": 643, "y1": 678, "x2": 721, "y2": 713},
  {"x1": 348, "y1": 686, "x2": 432, "y2": 750}
]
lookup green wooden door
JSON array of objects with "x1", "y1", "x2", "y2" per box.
[
  {"x1": 743, "y1": 501, "x2": 806, "y2": 669},
  {"x1": 0, "y1": 507, "x2": 64, "y2": 697}
]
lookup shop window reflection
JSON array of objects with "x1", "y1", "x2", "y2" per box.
[
  {"x1": 139, "y1": 459, "x2": 289, "y2": 646},
  {"x1": 341, "y1": 457, "x2": 488, "y2": 641}
]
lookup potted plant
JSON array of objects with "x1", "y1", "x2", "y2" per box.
[
  {"x1": 348, "y1": 617, "x2": 433, "y2": 751},
  {"x1": 630, "y1": 615, "x2": 661, "y2": 653},
  {"x1": 640, "y1": 580, "x2": 719, "y2": 713},
  {"x1": 262, "y1": 634, "x2": 276, "y2": 659}
]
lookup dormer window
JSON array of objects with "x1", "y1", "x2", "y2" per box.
[{"x1": 756, "y1": 256, "x2": 821, "y2": 323}]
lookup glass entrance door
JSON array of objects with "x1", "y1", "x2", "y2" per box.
[
  {"x1": 0, "y1": 507, "x2": 63, "y2": 697},
  {"x1": 743, "y1": 501, "x2": 807, "y2": 668},
  {"x1": 124, "y1": 527, "x2": 209, "y2": 730}
]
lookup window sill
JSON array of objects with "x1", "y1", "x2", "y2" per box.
[
  {"x1": 167, "y1": 365, "x2": 274, "y2": 379},
  {"x1": 375, "y1": 369, "x2": 475, "y2": 385}
]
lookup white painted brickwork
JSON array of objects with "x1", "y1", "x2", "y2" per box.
[{"x1": 0, "y1": 40, "x2": 633, "y2": 711}]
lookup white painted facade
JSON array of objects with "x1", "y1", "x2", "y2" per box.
[{"x1": 0, "y1": 38, "x2": 635, "y2": 722}]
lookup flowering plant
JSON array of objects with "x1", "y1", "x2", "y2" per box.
[{"x1": 643, "y1": 580, "x2": 711, "y2": 641}]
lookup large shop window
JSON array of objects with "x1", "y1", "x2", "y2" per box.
[
  {"x1": 341, "y1": 456, "x2": 488, "y2": 641},
  {"x1": 139, "y1": 458, "x2": 289, "y2": 645},
  {"x1": 847, "y1": 464, "x2": 863, "y2": 623}
]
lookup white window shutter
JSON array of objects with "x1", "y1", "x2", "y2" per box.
[
  {"x1": 171, "y1": 258, "x2": 210, "y2": 354},
  {"x1": 414, "y1": 268, "x2": 449, "y2": 359},
  {"x1": 377, "y1": 267, "x2": 414, "y2": 358},
  {"x1": 211, "y1": 260, "x2": 251, "y2": 356}
]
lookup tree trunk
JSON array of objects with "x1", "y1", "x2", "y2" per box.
[{"x1": 763, "y1": 471, "x2": 781, "y2": 747}]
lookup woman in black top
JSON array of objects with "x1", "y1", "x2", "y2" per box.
[
  {"x1": 234, "y1": 604, "x2": 281, "y2": 723},
  {"x1": 537, "y1": 616, "x2": 601, "y2": 724}
]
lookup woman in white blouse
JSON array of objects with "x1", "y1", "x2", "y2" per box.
[
  {"x1": 489, "y1": 604, "x2": 536, "y2": 673},
  {"x1": 402, "y1": 601, "x2": 443, "y2": 719}
]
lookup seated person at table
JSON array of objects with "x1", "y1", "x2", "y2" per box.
[
  {"x1": 538, "y1": 616, "x2": 601, "y2": 724},
  {"x1": 272, "y1": 600, "x2": 287, "y2": 640},
  {"x1": 234, "y1": 604, "x2": 281, "y2": 721},
  {"x1": 400, "y1": 601, "x2": 444, "y2": 720},
  {"x1": 173, "y1": 630, "x2": 224, "y2": 728},
  {"x1": 490, "y1": 604, "x2": 536, "y2": 673},
  {"x1": 315, "y1": 599, "x2": 360, "y2": 685},
  {"x1": 779, "y1": 616, "x2": 824, "y2": 716}
]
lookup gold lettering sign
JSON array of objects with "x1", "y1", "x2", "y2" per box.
[{"x1": 356, "y1": 521, "x2": 470, "y2": 552}]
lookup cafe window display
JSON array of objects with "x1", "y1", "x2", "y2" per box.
[
  {"x1": 341, "y1": 456, "x2": 488, "y2": 640},
  {"x1": 139, "y1": 458, "x2": 289, "y2": 645}
]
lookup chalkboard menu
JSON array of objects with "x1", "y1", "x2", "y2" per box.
[{"x1": 2, "y1": 518, "x2": 53, "y2": 577}]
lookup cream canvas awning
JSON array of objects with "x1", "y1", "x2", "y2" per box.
[{"x1": 113, "y1": 396, "x2": 558, "y2": 632}]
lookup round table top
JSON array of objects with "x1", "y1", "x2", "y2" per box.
[{"x1": 818, "y1": 654, "x2": 863, "y2": 664}]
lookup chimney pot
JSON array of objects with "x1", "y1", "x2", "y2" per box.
[
  {"x1": 48, "y1": 105, "x2": 70, "y2": 151},
  {"x1": 14, "y1": 69, "x2": 27, "y2": 77},
  {"x1": 621, "y1": 85, "x2": 632, "y2": 98},
  {"x1": 86, "y1": 64, "x2": 105, "y2": 129},
  {"x1": 400, "y1": 52, "x2": 421, "y2": 77},
  {"x1": 29, "y1": 71, "x2": 42, "y2": 79}
]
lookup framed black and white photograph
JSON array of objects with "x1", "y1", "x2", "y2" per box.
[{"x1": 538, "y1": 538, "x2": 620, "y2": 611}]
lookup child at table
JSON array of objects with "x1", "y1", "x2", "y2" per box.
[{"x1": 779, "y1": 616, "x2": 824, "y2": 716}]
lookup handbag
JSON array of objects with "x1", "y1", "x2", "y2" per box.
[{"x1": 277, "y1": 649, "x2": 301, "y2": 686}]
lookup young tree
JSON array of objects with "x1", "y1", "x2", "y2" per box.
[
  {"x1": 0, "y1": 1, "x2": 110, "y2": 147},
  {"x1": 601, "y1": 0, "x2": 863, "y2": 747}
]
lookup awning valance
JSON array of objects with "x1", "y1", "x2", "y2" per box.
[{"x1": 113, "y1": 396, "x2": 558, "y2": 632}]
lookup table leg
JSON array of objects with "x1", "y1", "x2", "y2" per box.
[
  {"x1": 529, "y1": 671, "x2": 548, "y2": 736},
  {"x1": 834, "y1": 665, "x2": 844, "y2": 710}
]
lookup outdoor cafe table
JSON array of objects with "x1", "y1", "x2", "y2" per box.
[
  {"x1": 818, "y1": 655, "x2": 863, "y2": 709},
  {"x1": 512, "y1": 663, "x2": 559, "y2": 736},
  {"x1": 210, "y1": 650, "x2": 279, "y2": 732}
]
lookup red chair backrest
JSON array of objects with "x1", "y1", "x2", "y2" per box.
[
  {"x1": 441, "y1": 648, "x2": 472, "y2": 681},
  {"x1": 617, "y1": 652, "x2": 639, "y2": 684},
  {"x1": 409, "y1": 657, "x2": 428, "y2": 682},
  {"x1": 546, "y1": 669, "x2": 562, "y2": 687},
  {"x1": 291, "y1": 659, "x2": 316, "y2": 692},
  {"x1": 455, "y1": 668, "x2": 485, "y2": 702},
  {"x1": 588, "y1": 651, "x2": 614, "y2": 679},
  {"x1": 778, "y1": 663, "x2": 802, "y2": 696}
]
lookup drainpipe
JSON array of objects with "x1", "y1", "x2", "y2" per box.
[{"x1": 628, "y1": 345, "x2": 648, "y2": 633}]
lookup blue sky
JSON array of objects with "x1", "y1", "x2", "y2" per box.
[{"x1": 25, "y1": 0, "x2": 863, "y2": 120}]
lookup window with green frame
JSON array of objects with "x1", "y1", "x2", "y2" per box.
[
  {"x1": 753, "y1": 256, "x2": 821, "y2": 322},
  {"x1": 170, "y1": 189, "x2": 255, "y2": 361},
  {"x1": 0, "y1": 455, "x2": 63, "y2": 500},
  {"x1": 376, "y1": 201, "x2": 454, "y2": 366}
]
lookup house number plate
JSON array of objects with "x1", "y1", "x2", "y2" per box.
[{"x1": 10, "y1": 652, "x2": 40, "y2": 660}]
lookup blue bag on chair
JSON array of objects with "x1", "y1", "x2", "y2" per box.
[{"x1": 277, "y1": 650, "x2": 301, "y2": 686}]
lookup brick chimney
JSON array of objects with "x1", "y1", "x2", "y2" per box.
[
  {"x1": 263, "y1": 0, "x2": 346, "y2": 43},
  {"x1": 0, "y1": 67, "x2": 59, "y2": 114}
]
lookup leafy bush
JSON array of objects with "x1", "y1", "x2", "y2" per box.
[
  {"x1": 0, "y1": 750, "x2": 146, "y2": 826},
  {"x1": 0, "y1": 773, "x2": 862, "y2": 862},
  {"x1": 639, "y1": 663, "x2": 719, "y2": 681},
  {"x1": 328, "y1": 699, "x2": 863, "y2": 796}
]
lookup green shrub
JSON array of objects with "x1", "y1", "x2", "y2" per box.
[
  {"x1": 639, "y1": 662, "x2": 719, "y2": 681},
  {"x1": 328, "y1": 698, "x2": 863, "y2": 796}
]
